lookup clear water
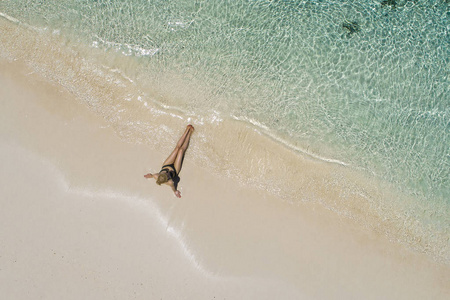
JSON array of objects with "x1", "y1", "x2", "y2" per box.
[{"x1": 1, "y1": 0, "x2": 449, "y2": 261}]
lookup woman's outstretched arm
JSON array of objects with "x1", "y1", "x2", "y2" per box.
[{"x1": 144, "y1": 173, "x2": 158, "y2": 179}]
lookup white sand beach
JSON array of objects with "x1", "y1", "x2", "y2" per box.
[{"x1": 1, "y1": 56, "x2": 449, "y2": 300}]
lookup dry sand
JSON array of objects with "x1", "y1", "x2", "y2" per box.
[{"x1": 1, "y1": 59, "x2": 449, "y2": 299}]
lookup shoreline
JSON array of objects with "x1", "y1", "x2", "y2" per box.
[
  {"x1": 0, "y1": 15, "x2": 447, "y2": 264},
  {"x1": 1, "y1": 54, "x2": 450, "y2": 299}
]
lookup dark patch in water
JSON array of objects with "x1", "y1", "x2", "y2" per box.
[
  {"x1": 381, "y1": 0, "x2": 397, "y2": 9},
  {"x1": 342, "y1": 20, "x2": 360, "y2": 36}
]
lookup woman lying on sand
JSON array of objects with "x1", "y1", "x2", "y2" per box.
[{"x1": 144, "y1": 125, "x2": 194, "y2": 198}]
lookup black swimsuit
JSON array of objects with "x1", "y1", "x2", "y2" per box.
[{"x1": 160, "y1": 163, "x2": 178, "y2": 180}]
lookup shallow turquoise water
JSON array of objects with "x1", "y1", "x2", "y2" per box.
[{"x1": 1, "y1": 0, "x2": 449, "y2": 252}]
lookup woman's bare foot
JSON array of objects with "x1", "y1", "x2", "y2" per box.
[{"x1": 188, "y1": 124, "x2": 195, "y2": 132}]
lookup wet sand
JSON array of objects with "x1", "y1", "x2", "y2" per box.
[{"x1": 0, "y1": 59, "x2": 449, "y2": 299}]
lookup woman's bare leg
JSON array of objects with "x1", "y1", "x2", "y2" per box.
[
  {"x1": 174, "y1": 127, "x2": 193, "y2": 173},
  {"x1": 162, "y1": 125, "x2": 194, "y2": 166}
]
